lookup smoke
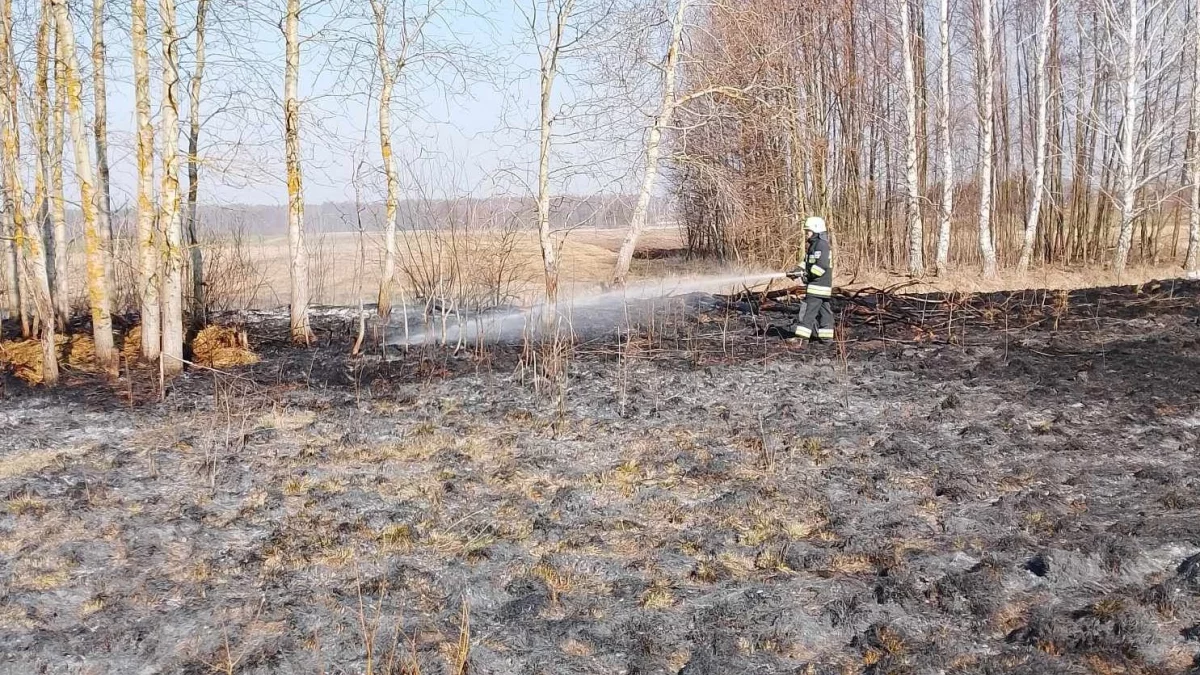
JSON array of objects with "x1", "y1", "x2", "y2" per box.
[{"x1": 385, "y1": 272, "x2": 787, "y2": 346}]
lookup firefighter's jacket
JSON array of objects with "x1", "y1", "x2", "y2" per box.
[{"x1": 803, "y1": 233, "x2": 832, "y2": 298}]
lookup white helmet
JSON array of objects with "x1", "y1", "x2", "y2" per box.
[{"x1": 804, "y1": 216, "x2": 827, "y2": 234}]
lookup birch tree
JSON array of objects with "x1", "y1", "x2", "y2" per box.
[
  {"x1": 33, "y1": 0, "x2": 58, "y2": 328},
  {"x1": 370, "y1": 0, "x2": 399, "y2": 323},
  {"x1": 900, "y1": 0, "x2": 923, "y2": 276},
  {"x1": 51, "y1": 0, "x2": 118, "y2": 375},
  {"x1": 0, "y1": 194, "x2": 16, "y2": 321},
  {"x1": 1017, "y1": 0, "x2": 1055, "y2": 271},
  {"x1": 50, "y1": 15, "x2": 68, "y2": 323},
  {"x1": 160, "y1": 0, "x2": 185, "y2": 374},
  {"x1": 611, "y1": 0, "x2": 688, "y2": 287},
  {"x1": 1188, "y1": 0, "x2": 1200, "y2": 278},
  {"x1": 537, "y1": 2, "x2": 577, "y2": 304},
  {"x1": 133, "y1": 0, "x2": 160, "y2": 360},
  {"x1": 1106, "y1": 0, "x2": 1183, "y2": 274},
  {"x1": 3, "y1": 0, "x2": 58, "y2": 384},
  {"x1": 935, "y1": 0, "x2": 953, "y2": 274},
  {"x1": 186, "y1": 0, "x2": 209, "y2": 325},
  {"x1": 284, "y1": 0, "x2": 312, "y2": 343},
  {"x1": 976, "y1": 0, "x2": 998, "y2": 278},
  {"x1": 92, "y1": 0, "x2": 114, "y2": 271},
  {"x1": 1112, "y1": 0, "x2": 1142, "y2": 275}
]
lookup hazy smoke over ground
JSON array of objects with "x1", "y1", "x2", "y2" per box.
[{"x1": 385, "y1": 272, "x2": 786, "y2": 346}]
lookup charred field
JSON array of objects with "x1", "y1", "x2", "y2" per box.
[{"x1": 2, "y1": 280, "x2": 1200, "y2": 674}]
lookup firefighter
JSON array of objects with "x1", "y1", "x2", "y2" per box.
[{"x1": 786, "y1": 216, "x2": 834, "y2": 343}]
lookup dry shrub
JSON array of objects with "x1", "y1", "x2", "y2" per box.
[
  {"x1": 192, "y1": 326, "x2": 258, "y2": 368},
  {"x1": 0, "y1": 334, "x2": 101, "y2": 383},
  {"x1": 201, "y1": 224, "x2": 271, "y2": 312}
]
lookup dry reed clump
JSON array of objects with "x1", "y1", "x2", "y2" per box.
[
  {"x1": 192, "y1": 326, "x2": 258, "y2": 368},
  {"x1": 121, "y1": 326, "x2": 142, "y2": 363},
  {"x1": 0, "y1": 335, "x2": 101, "y2": 383}
]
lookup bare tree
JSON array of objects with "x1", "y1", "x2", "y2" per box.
[
  {"x1": 133, "y1": 0, "x2": 160, "y2": 361},
  {"x1": 1, "y1": 172, "x2": 17, "y2": 322},
  {"x1": 186, "y1": 0, "x2": 209, "y2": 325},
  {"x1": 49, "y1": 13, "x2": 68, "y2": 323},
  {"x1": 977, "y1": 0, "x2": 998, "y2": 278},
  {"x1": 1106, "y1": 0, "x2": 1184, "y2": 274},
  {"x1": 370, "y1": 0, "x2": 399, "y2": 323},
  {"x1": 51, "y1": 0, "x2": 118, "y2": 375},
  {"x1": 532, "y1": 0, "x2": 577, "y2": 305},
  {"x1": 284, "y1": 0, "x2": 312, "y2": 343},
  {"x1": 935, "y1": 0, "x2": 954, "y2": 275},
  {"x1": 610, "y1": 0, "x2": 688, "y2": 287},
  {"x1": 160, "y1": 0, "x2": 185, "y2": 374},
  {"x1": 1018, "y1": 0, "x2": 1055, "y2": 271},
  {"x1": 1188, "y1": 0, "x2": 1200, "y2": 278},
  {"x1": 93, "y1": 0, "x2": 114, "y2": 280},
  {"x1": 901, "y1": 0, "x2": 923, "y2": 276},
  {"x1": 4, "y1": 0, "x2": 58, "y2": 384},
  {"x1": 32, "y1": 0, "x2": 59, "y2": 329}
]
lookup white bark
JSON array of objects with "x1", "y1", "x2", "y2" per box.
[
  {"x1": 159, "y1": 0, "x2": 184, "y2": 374},
  {"x1": 370, "y1": 0, "x2": 398, "y2": 322},
  {"x1": 284, "y1": 0, "x2": 311, "y2": 342},
  {"x1": 612, "y1": 0, "x2": 688, "y2": 287},
  {"x1": 186, "y1": 0, "x2": 208, "y2": 325},
  {"x1": 977, "y1": 0, "x2": 998, "y2": 278},
  {"x1": 535, "y1": 0, "x2": 575, "y2": 306},
  {"x1": 1113, "y1": 0, "x2": 1141, "y2": 274},
  {"x1": 3, "y1": 0, "x2": 56, "y2": 383},
  {"x1": 49, "y1": 19, "x2": 68, "y2": 324},
  {"x1": 92, "y1": 0, "x2": 114, "y2": 301},
  {"x1": 1018, "y1": 0, "x2": 1055, "y2": 272},
  {"x1": 133, "y1": 0, "x2": 160, "y2": 360},
  {"x1": 901, "y1": 0, "x2": 923, "y2": 276},
  {"x1": 1188, "y1": 0, "x2": 1200, "y2": 278},
  {"x1": 1, "y1": 176, "x2": 17, "y2": 320},
  {"x1": 51, "y1": 0, "x2": 118, "y2": 375},
  {"x1": 935, "y1": 0, "x2": 953, "y2": 274}
]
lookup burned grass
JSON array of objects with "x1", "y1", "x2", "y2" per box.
[{"x1": 1, "y1": 280, "x2": 1199, "y2": 673}]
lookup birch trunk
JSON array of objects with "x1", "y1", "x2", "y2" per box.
[
  {"x1": 612, "y1": 0, "x2": 688, "y2": 287},
  {"x1": 1113, "y1": 0, "x2": 1141, "y2": 275},
  {"x1": 536, "y1": 0, "x2": 575, "y2": 306},
  {"x1": 51, "y1": 0, "x2": 117, "y2": 375},
  {"x1": 132, "y1": 0, "x2": 160, "y2": 360},
  {"x1": 901, "y1": 0, "x2": 924, "y2": 276},
  {"x1": 935, "y1": 0, "x2": 953, "y2": 274},
  {"x1": 160, "y1": 0, "x2": 184, "y2": 375},
  {"x1": 50, "y1": 20, "x2": 68, "y2": 324},
  {"x1": 284, "y1": 0, "x2": 311, "y2": 343},
  {"x1": 370, "y1": 0, "x2": 398, "y2": 322},
  {"x1": 186, "y1": 0, "x2": 208, "y2": 325},
  {"x1": 977, "y1": 0, "x2": 999, "y2": 278},
  {"x1": 92, "y1": 0, "x2": 114, "y2": 291},
  {"x1": 1017, "y1": 0, "x2": 1054, "y2": 271},
  {"x1": 1187, "y1": 0, "x2": 1200, "y2": 278},
  {"x1": 1, "y1": 176, "x2": 16, "y2": 321},
  {"x1": 3, "y1": 0, "x2": 58, "y2": 384},
  {"x1": 34, "y1": 0, "x2": 58, "y2": 327}
]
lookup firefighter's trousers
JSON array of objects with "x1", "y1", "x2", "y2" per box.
[{"x1": 794, "y1": 295, "x2": 834, "y2": 341}]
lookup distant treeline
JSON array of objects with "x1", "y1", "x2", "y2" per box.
[{"x1": 76, "y1": 194, "x2": 671, "y2": 237}]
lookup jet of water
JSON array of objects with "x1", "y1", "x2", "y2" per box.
[{"x1": 386, "y1": 271, "x2": 789, "y2": 346}]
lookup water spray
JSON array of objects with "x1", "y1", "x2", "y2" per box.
[{"x1": 386, "y1": 270, "x2": 792, "y2": 347}]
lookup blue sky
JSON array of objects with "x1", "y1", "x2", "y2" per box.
[{"x1": 50, "y1": 0, "x2": 655, "y2": 207}]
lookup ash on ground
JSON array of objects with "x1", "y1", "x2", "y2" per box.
[{"x1": 2, "y1": 281, "x2": 1199, "y2": 674}]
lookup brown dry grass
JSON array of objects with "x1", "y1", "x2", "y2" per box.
[
  {"x1": 0, "y1": 334, "x2": 101, "y2": 383},
  {"x1": 192, "y1": 326, "x2": 258, "y2": 368}
]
